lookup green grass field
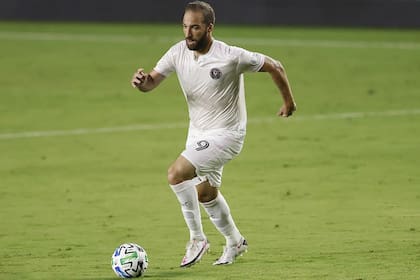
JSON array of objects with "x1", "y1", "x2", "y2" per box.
[{"x1": 0, "y1": 21, "x2": 419, "y2": 279}]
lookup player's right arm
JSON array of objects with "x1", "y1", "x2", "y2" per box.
[{"x1": 131, "y1": 68, "x2": 166, "y2": 93}]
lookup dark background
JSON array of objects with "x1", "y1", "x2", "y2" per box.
[{"x1": 1, "y1": 0, "x2": 420, "y2": 28}]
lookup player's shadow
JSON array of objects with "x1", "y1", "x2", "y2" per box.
[
  {"x1": 144, "y1": 269, "x2": 191, "y2": 279},
  {"x1": 76, "y1": 269, "x2": 188, "y2": 279},
  {"x1": 76, "y1": 276, "x2": 118, "y2": 280}
]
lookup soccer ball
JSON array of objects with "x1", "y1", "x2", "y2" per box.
[{"x1": 111, "y1": 243, "x2": 149, "y2": 278}]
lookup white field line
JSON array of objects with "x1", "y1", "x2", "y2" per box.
[
  {"x1": 1, "y1": 109, "x2": 420, "y2": 140},
  {"x1": 0, "y1": 31, "x2": 420, "y2": 50}
]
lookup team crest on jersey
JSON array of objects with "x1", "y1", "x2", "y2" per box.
[{"x1": 210, "y1": 68, "x2": 222, "y2": 80}]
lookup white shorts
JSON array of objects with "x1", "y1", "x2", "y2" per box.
[{"x1": 181, "y1": 128, "x2": 245, "y2": 187}]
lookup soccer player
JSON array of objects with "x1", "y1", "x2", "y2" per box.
[{"x1": 131, "y1": 1, "x2": 296, "y2": 267}]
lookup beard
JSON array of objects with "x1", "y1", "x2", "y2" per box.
[{"x1": 185, "y1": 33, "x2": 210, "y2": 51}]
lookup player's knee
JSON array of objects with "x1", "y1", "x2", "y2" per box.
[
  {"x1": 167, "y1": 165, "x2": 183, "y2": 185},
  {"x1": 197, "y1": 192, "x2": 210, "y2": 203},
  {"x1": 197, "y1": 188, "x2": 218, "y2": 203}
]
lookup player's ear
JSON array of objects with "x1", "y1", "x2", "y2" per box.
[{"x1": 207, "y1": 23, "x2": 214, "y2": 33}]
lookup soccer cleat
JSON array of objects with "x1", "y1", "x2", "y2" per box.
[
  {"x1": 213, "y1": 237, "x2": 248, "y2": 265},
  {"x1": 180, "y1": 239, "x2": 210, "y2": 268}
]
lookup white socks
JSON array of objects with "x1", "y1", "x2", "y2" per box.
[
  {"x1": 201, "y1": 192, "x2": 242, "y2": 247},
  {"x1": 170, "y1": 179, "x2": 206, "y2": 241},
  {"x1": 171, "y1": 179, "x2": 241, "y2": 246}
]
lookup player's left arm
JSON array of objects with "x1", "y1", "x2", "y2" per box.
[{"x1": 259, "y1": 56, "x2": 297, "y2": 117}]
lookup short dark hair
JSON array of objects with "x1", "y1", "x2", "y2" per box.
[{"x1": 185, "y1": 1, "x2": 215, "y2": 25}]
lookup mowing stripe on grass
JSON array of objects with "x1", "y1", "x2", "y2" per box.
[
  {"x1": 1, "y1": 109, "x2": 419, "y2": 140},
  {"x1": 1, "y1": 31, "x2": 420, "y2": 50}
]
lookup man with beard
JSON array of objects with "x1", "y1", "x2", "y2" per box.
[{"x1": 131, "y1": 1, "x2": 296, "y2": 267}]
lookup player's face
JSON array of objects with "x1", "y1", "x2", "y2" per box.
[{"x1": 183, "y1": 11, "x2": 212, "y2": 52}]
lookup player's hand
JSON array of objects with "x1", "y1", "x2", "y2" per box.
[
  {"x1": 278, "y1": 101, "x2": 297, "y2": 118},
  {"x1": 131, "y1": 68, "x2": 148, "y2": 88}
]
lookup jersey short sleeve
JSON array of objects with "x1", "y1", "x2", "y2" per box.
[
  {"x1": 153, "y1": 45, "x2": 176, "y2": 77},
  {"x1": 234, "y1": 47, "x2": 265, "y2": 74}
]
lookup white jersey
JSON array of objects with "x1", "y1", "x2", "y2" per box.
[{"x1": 154, "y1": 39, "x2": 264, "y2": 132}]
